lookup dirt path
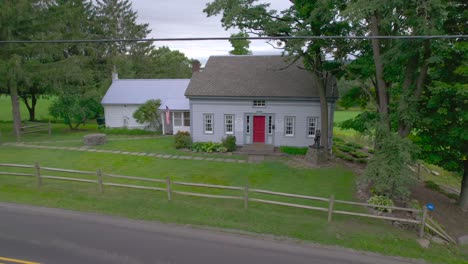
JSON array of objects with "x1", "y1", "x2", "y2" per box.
[{"x1": 411, "y1": 183, "x2": 468, "y2": 238}]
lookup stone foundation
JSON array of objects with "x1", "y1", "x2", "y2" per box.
[{"x1": 305, "y1": 146, "x2": 328, "y2": 165}]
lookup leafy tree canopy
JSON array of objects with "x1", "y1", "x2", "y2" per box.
[
  {"x1": 133, "y1": 99, "x2": 162, "y2": 131},
  {"x1": 229, "y1": 32, "x2": 252, "y2": 55}
]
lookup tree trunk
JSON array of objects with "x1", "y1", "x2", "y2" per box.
[
  {"x1": 21, "y1": 94, "x2": 37, "y2": 121},
  {"x1": 9, "y1": 83, "x2": 22, "y2": 140},
  {"x1": 460, "y1": 159, "x2": 468, "y2": 211},
  {"x1": 370, "y1": 12, "x2": 390, "y2": 135},
  {"x1": 310, "y1": 71, "x2": 329, "y2": 151}
]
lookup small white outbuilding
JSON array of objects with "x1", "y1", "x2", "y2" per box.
[{"x1": 101, "y1": 78, "x2": 191, "y2": 134}]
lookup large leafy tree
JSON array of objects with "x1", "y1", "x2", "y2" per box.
[
  {"x1": 344, "y1": 0, "x2": 447, "y2": 138},
  {"x1": 204, "y1": 0, "x2": 349, "y2": 151},
  {"x1": 0, "y1": 0, "x2": 53, "y2": 133},
  {"x1": 415, "y1": 35, "x2": 467, "y2": 209},
  {"x1": 0, "y1": 0, "x2": 98, "y2": 122}
]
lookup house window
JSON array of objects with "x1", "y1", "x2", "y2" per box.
[
  {"x1": 284, "y1": 116, "x2": 295, "y2": 136},
  {"x1": 225, "y1": 114, "x2": 234, "y2": 134},
  {"x1": 204, "y1": 114, "x2": 214, "y2": 134},
  {"x1": 307, "y1": 117, "x2": 318, "y2": 137},
  {"x1": 253, "y1": 100, "x2": 265, "y2": 107},
  {"x1": 184, "y1": 112, "x2": 190, "y2": 126},
  {"x1": 173, "y1": 112, "x2": 182, "y2": 126},
  {"x1": 246, "y1": 116, "x2": 250, "y2": 134},
  {"x1": 268, "y1": 116, "x2": 273, "y2": 135},
  {"x1": 174, "y1": 112, "x2": 190, "y2": 126}
]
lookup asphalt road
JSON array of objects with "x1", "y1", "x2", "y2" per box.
[{"x1": 0, "y1": 203, "x2": 423, "y2": 264}]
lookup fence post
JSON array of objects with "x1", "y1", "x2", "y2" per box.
[
  {"x1": 244, "y1": 184, "x2": 249, "y2": 209},
  {"x1": 48, "y1": 121, "x2": 51, "y2": 136},
  {"x1": 35, "y1": 162, "x2": 42, "y2": 188},
  {"x1": 97, "y1": 169, "x2": 103, "y2": 193},
  {"x1": 419, "y1": 206, "x2": 428, "y2": 238},
  {"x1": 417, "y1": 163, "x2": 421, "y2": 180},
  {"x1": 166, "y1": 176, "x2": 172, "y2": 201},
  {"x1": 328, "y1": 195, "x2": 335, "y2": 223}
]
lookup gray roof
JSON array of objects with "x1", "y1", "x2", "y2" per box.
[
  {"x1": 185, "y1": 55, "x2": 338, "y2": 98},
  {"x1": 101, "y1": 79, "x2": 190, "y2": 110}
]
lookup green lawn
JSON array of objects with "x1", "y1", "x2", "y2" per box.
[
  {"x1": 0, "y1": 113, "x2": 466, "y2": 263},
  {"x1": 0, "y1": 95, "x2": 54, "y2": 121},
  {"x1": 0, "y1": 148, "x2": 466, "y2": 263}
]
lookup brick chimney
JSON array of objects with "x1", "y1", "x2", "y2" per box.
[{"x1": 192, "y1": 60, "x2": 201, "y2": 72}]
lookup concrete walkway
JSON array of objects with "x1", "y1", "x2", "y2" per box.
[{"x1": 2, "y1": 142, "x2": 250, "y2": 164}]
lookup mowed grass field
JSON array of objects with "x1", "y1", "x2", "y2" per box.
[
  {"x1": 0, "y1": 95, "x2": 54, "y2": 121},
  {"x1": 0, "y1": 145, "x2": 466, "y2": 263},
  {"x1": 0, "y1": 100, "x2": 466, "y2": 263}
]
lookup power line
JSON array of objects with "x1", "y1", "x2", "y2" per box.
[{"x1": 0, "y1": 35, "x2": 466, "y2": 44}]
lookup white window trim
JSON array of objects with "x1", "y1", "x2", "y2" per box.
[
  {"x1": 252, "y1": 100, "x2": 266, "y2": 108},
  {"x1": 224, "y1": 114, "x2": 234, "y2": 135},
  {"x1": 246, "y1": 115, "x2": 251, "y2": 134},
  {"x1": 307, "y1": 117, "x2": 319, "y2": 138},
  {"x1": 284, "y1": 116, "x2": 295, "y2": 137},
  {"x1": 203, "y1": 114, "x2": 214, "y2": 134}
]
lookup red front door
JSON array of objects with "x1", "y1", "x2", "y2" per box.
[{"x1": 253, "y1": 116, "x2": 266, "y2": 143}]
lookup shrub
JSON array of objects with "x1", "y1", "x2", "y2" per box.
[
  {"x1": 346, "y1": 142, "x2": 364, "y2": 149},
  {"x1": 342, "y1": 155, "x2": 356, "y2": 162},
  {"x1": 334, "y1": 136, "x2": 345, "y2": 143},
  {"x1": 367, "y1": 195, "x2": 394, "y2": 213},
  {"x1": 356, "y1": 158, "x2": 368, "y2": 164},
  {"x1": 361, "y1": 132, "x2": 418, "y2": 200},
  {"x1": 174, "y1": 131, "x2": 192, "y2": 149},
  {"x1": 49, "y1": 93, "x2": 102, "y2": 130},
  {"x1": 424, "y1": 180, "x2": 442, "y2": 192},
  {"x1": 280, "y1": 146, "x2": 308, "y2": 155},
  {"x1": 338, "y1": 145, "x2": 354, "y2": 152},
  {"x1": 367, "y1": 148, "x2": 375, "y2": 154},
  {"x1": 222, "y1": 135, "x2": 236, "y2": 151},
  {"x1": 409, "y1": 199, "x2": 422, "y2": 210},
  {"x1": 446, "y1": 193, "x2": 459, "y2": 200},
  {"x1": 216, "y1": 146, "x2": 228, "y2": 153},
  {"x1": 350, "y1": 150, "x2": 369, "y2": 158},
  {"x1": 133, "y1": 99, "x2": 162, "y2": 130},
  {"x1": 334, "y1": 151, "x2": 347, "y2": 159},
  {"x1": 192, "y1": 141, "x2": 224, "y2": 153}
]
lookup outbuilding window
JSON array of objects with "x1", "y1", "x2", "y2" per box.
[
  {"x1": 174, "y1": 112, "x2": 190, "y2": 126},
  {"x1": 284, "y1": 116, "x2": 295, "y2": 136},
  {"x1": 204, "y1": 114, "x2": 214, "y2": 134},
  {"x1": 183, "y1": 112, "x2": 190, "y2": 126}
]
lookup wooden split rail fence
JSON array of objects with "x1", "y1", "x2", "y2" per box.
[
  {"x1": 0, "y1": 163, "x2": 454, "y2": 243},
  {"x1": 20, "y1": 121, "x2": 51, "y2": 137}
]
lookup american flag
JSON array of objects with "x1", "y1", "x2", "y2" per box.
[{"x1": 165, "y1": 106, "x2": 170, "y2": 125}]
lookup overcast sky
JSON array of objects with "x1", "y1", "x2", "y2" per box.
[{"x1": 130, "y1": 0, "x2": 292, "y2": 64}]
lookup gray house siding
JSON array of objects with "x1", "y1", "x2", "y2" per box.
[{"x1": 190, "y1": 98, "x2": 333, "y2": 147}]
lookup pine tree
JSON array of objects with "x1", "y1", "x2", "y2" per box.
[{"x1": 95, "y1": 0, "x2": 152, "y2": 57}]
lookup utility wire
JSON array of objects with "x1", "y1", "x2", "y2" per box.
[{"x1": 0, "y1": 35, "x2": 467, "y2": 44}]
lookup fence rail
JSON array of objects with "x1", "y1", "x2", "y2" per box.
[
  {"x1": 19, "y1": 121, "x2": 51, "y2": 137},
  {"x1": 0, "y1": 162, "x2": 454, "y2": 243}
]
